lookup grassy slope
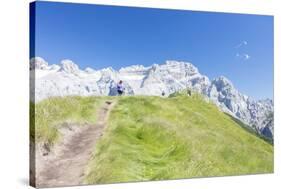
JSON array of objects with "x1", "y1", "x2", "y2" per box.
[
  {"x1": 84, "y1": 95, "x2": 273, "y2": 184},
  {"x1": 30, "y1": 96, "x2": 104, "y2": 145}
]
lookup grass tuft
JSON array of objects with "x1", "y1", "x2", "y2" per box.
[{"x1": 31, "y1": 96, "x2": 104, "y2": 146}]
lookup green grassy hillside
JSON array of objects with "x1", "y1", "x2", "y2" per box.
[
  {"x1": 84, "y1": 94, "x2": 273, "y2": 184},
  {"x1": 31, "y1": 94, "x2": 273, "y2": 184}
]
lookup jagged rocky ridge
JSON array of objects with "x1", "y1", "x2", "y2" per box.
[{"x1": 30, "y1": 57, "x2": 274, "y2": 140}]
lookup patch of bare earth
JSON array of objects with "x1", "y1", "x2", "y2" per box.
[{"x1": 36, "y1": 100, "x2": 116, "y2": 188}]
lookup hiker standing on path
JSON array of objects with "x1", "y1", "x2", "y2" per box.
[{"x1": 117, "y1": 80, "x2": 125, "y2": 96}]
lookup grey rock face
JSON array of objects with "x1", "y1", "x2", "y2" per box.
[{"x1": 30, "y1": 57, "x2": 48, "y2": 70}]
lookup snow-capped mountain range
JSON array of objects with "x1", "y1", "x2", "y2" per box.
[{"x1": 30, "y1": 57, "x2": 274, "y2": 140}]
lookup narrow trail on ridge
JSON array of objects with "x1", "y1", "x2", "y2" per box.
[{"x1": 37, "y1": 100, "x2": 116, "y2": 188}]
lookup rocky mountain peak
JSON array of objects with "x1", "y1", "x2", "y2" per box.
[
  {"x1": 165, "y1": 60, "x2": 198, "y2": 73},
  {"x1": 212, "y1": 76, "x2": 234, "y2": 91},
  {"x1": 119, "y1": 65, "x2": 147, "y2": 73},
  {"x1": 59, "y1": 59, "x2": 80, "y2": 74},
  {"x1": 85, "y1": 67, "x2": 96, "y2": 73},
  {"x1": 101, "y1": 67, "x2": 115, "y2": 73},
  {"x1": 30, "y1": 57, "x2": 48, "y2": 70}
]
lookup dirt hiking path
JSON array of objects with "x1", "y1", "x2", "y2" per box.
[{"x1": 37, "y1": 100, "x2": 116, "y2": 188}]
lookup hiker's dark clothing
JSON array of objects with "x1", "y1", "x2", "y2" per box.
[{"x1": 117, "y1": 83, "x2": 124, "y2": 95}]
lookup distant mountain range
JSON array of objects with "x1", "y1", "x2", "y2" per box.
[{"x1": 30, "y1": 57, "x2": 274, "y2": 140}]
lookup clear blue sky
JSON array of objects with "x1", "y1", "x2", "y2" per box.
[{"x1": 32, "y1": 1, "x2": 274, "y2": 100}]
